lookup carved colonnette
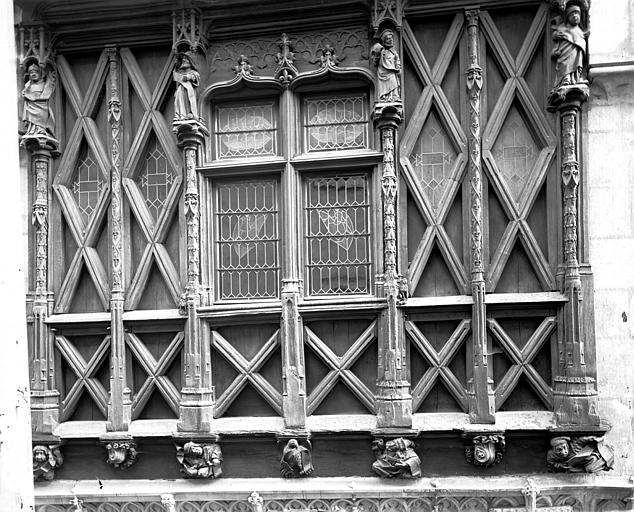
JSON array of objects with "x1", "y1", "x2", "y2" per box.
[
  {"x1": 19, "y1": 24, "x2": 60, "y2": 435},
  {"x1": 172, "y1": 8, "x2": 214, "y2": 434},
  {"x1": 546, "y1": 0, "x2": 600, "y2": 428},
  {"x1": 464, "y1": 9, "x2": 495, "y2": 424}
]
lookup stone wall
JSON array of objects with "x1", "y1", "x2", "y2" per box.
[{"x1": 588, "y1": 0, "x2": 634, "y2": 477}]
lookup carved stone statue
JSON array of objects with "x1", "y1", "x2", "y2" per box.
[
  {"x1": 465, "y1": 434, "x2": 505, "y2": 468},
  {"x1": 547, "y1": 436, "x2": 615, "y2": 473},
  {"x1": 105, "y1": 441, "x2": 138, "y2": 469},
  {"x1": 371, "y1": 29, "x2": 401, "y2": 103},
  {"x1": 33, "y1": 444, "x2": 63, "y2": 481},
  {"x1": 173, "y1": 52, "x2": 200, "y2": 122},
  {"x1": 21, "y1": 62, "x2": 56, "y2": 143},
  {"x1": 176, "y1": 441, "x2": 223, "y2": 478},
  {"x1": 371, "y1": 437, "x2": 421, "y2": 478},
  {"x1": 551, "y1": 4, "x2": 588, "y2": 90},
  {"x1": 280, "y1": 438, "x2": 314, "y2": 478}
]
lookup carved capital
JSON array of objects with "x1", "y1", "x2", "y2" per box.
[
  {"x1": 464, "y1": 433, "x2": 505, "y2": 467},
  {"x1": 33, "y1": 443, "x2": 63, "y2": 481},
  {"x1": 371, "y1": 437, "x2": 422, "y2": 478},
  {"x1": 175, "y1": 437, "x2": 223, "y2": 479}
]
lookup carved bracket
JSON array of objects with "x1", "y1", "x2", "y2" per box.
[
  {"x1": 175, "y1": 436, "x2": 223, "y2": 479},
  {"x1": 101, "y1": 435, "x2": 138, "y2": 470},
  {"x1": 464, "y1": 433, "x2": 505, "y2": 468},
  {"x1": 278, "y1": 432, "x2": 314, "y2": 478},
  {"x1": 371, "y1": 437, "x2": 421, "y2": 478},
  {"x1": 547, "y1": 436, "x2": 614, "y2": 473},
  {"x1": 33, "y1": 442, "x2": 63, "y2": 481}
]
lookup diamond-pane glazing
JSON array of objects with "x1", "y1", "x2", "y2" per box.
[
  {"x1": 136, "y1": 137, "x2": 177, "y2": 220},
  {"x1": 492, "y1": 105, "x2": 538, "y2": 203},
  {"x1": 305, "y1": 95, "x2": 368, "y2": 151},
  {"x1": 305, "y1": 175, "x2": 371, "y2": 295},
  {"x1": 71, "y1": 146, "x2": 104, "y2": 222},
  {"x1": 216, "y1": 103, "x2": 276, "y2": 159},
  {"x1": 215, "y1": 179, "x2": 279, "y2": 300},
  {"x1": 410, "y1": 111, "x2": 456, "y2": 212}
]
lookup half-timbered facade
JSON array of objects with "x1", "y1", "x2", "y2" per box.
[{"x1": 12, "y1": 0, "x2": 634, "y2": 510}]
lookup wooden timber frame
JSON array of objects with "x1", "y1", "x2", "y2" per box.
[{"x1": 17, "y1": 0, "x2": 628, "y2": 507}]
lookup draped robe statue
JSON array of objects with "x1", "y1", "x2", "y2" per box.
[
  {"x1": 22, "y1": 63, "x2": 56, "y2": 140},
  {"x1": 173, "y1": 53, "x2": 200, "y2": 121},
  {"x1": 551, "y1": 4, "x2": 588, "y2": 89},
  {"x1": 371, "y1": 29, "x2": 401, "y2": 103}
]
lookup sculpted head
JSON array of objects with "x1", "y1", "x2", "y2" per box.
[
  {"x1": 380, "y1": 29, "x2": 395, "y2": 48},
  {"x1": 565, "y1": 4, "x2": 581, "y2": 26},
  {"x1": 27, "y1": 63, "x2": 43, "y2": 83},
  {"x1": 550, "y1": 437, "x2": 570, "y2": 458},
  {"x1": 33, "y1": 445, "x2": 49, "y2": 464},
  {"x1": 184, "y1": 441, "x2": 203, "y2": 458}
]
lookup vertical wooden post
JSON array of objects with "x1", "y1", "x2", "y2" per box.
[
  {"x1": 175, "y1": 123, "x2": 213, "y2": 432},
  {"x1": 374, "y1": 105, "x2": 412, "y2": 428},
  {"x1": 280, "y1": 83, "x2": 306, "y2": 429},
  {"x1": 105, "y1": 47, "x2": 131, "y2": 432},
  {"x1": 465, "y1": 10, "x2": 495, "y2": 424},
  {"x1": 19, "y1": 24, "x2": 60, "y2": 435}
]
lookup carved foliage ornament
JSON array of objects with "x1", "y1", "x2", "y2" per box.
[
  {"x1": 280, "y1": 438, "x2": 314, "y2": 478},
  {"x1": 275, "y1": 33, "x2": 298, "y2": 86},
  {"x1": 465, "y1": 434, "x2": 505, "y2": 467},
  {"x1": 105, "y1": 441, "x2": 138, "y2": 469},
  {"x1": 371, "y1": 437, "x2": 422, "y2": 478},
  {"x1": 176, "y1": 441, "x2": 223, "y2": 479},
  {"x1": 547, "y1": 436, "x2": 614, "y2": 473},
  {"x1": 33, "y1": 444, "x2": 63, "y2": 481}
]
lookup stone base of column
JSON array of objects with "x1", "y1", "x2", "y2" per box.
[
  {"x1": 31, "y1": 390, "x2": 60, "y2": 434},
  {"x1": 375, "y1": 383, "x2": 412, "y2": 428},
  {"x1": 177, "y1": 389, "x2": 214, "y2": 432}
]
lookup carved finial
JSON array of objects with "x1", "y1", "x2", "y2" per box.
[
  {"x1": 248, "y1": 491, "x2": 264, "y2": 512},
  {"x1": 319, "y1": 44, "x2": 339, "y2": 68},
  {"x1": 465, "y1": 434, "x2": 505, "y2": 468},
  {"x1": 33, "y1": 444, "x2": 63, "y2": 481},
  {"x1": 371, "y1": 0, "x2": 402, "y2": 36},
  {"x1": 234, "y1": 54, "x2": 254, "y2": 76},
  {"x1": 176, "y1": 441, "x2": 223, "y2": 479},
  {"x1": 104, "y1": 440, "x2": 138, "y2": 469},
  {"x1": 275, "y1": 33, "x2": 298, "y2": 86},
  {"x1": 280, "y1": 438, "x2": 314, "y2": 478},
  {"x1": 161, "y1": 494, "x2": 177, "y2": 512},
  {"x1": 547, "y1": 436, "x2": 614, "y2": 473},
  {"x1": 371, "y1": 437, "x2": 422, "y2": 478},
  {"x1": 172, "y1": 8, "x2": 206, "y2": 54}
]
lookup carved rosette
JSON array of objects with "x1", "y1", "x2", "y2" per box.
[
  {"x1": 104, "y1": 440, "x2": 138, "y2": 470},
  {"x1": 465, "y1": 434, "x2": 505, "y2": 467},
  {"x1": 33, "y1": 444, "x2": 63, "y2": 481}
]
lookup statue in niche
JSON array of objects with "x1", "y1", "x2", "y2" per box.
[
  {"x1": 551, "y1": 3, "x2": 588, "y2": 90},
  {"x1": 371, "y1": 437, "x2": 421, "y2": 478},
  {"x1": 33, "y1": 444, "x2": 63, "y2": 481},
  {"x1": 173, "y1": 52, "x2": 200, "y2": 122},
  {"x1": 280, "y1": 438, "x2": 314, "y2": 478},
  {"x1": 547, "y1": 436, "x2": 614, "y2": 473},
  {"x1": 21, "y1": 62, "x2": 56, "y2": 142},
  {"x1": 176, "y1": 441, "x2": 223, "y2": 479},
  {"x1": 105, "y1": 441, "x2": 138, "y2": 469},
  {"x1": 371, "y1": 29, "x2": 401, "y2": 103}
]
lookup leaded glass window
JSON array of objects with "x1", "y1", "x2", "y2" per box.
[
  {"x1": 215, "y1": 102, "x2": 277, "y2": 159},
  {"x1": 304, "y1": 94, "x2": 368, "y2": 152},
  {"x1": 71, "y1": 146, "x2": 104, "y2": 223},
  {"x1": 304, "y1": 174, "x2": 371, "y2": 295},
  {"x1": 214, "y1": 178, "x2": 280, "y2": 300},
  {"x1": 136, "y1": 137, "x2": 177, "y2": 220}
]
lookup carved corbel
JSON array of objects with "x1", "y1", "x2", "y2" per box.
[
  {"x1": 175, "y1": 435, "x2": 223, "y2": 479},
  {"x1": 464, "y1": 433, "x2": 505, "y2": 468},
  {"x1": 371, "y1": 437, "x2": 422, "y2": 478},
  {"x1": 547, "y1": 435, "x2": 614, "y2": 473},
  {"x1": 32, "y1": 442, "x2": 63, "y2": 481},
  {"x1": 275, "y1": 33, "x2": 298, "y2": 86},
  {"x1": 278, "y1": 433, "x2": 314, "y2": 478},
  {"x1": 100, "y1": 434, "x2": 138, "y2": 469}
]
